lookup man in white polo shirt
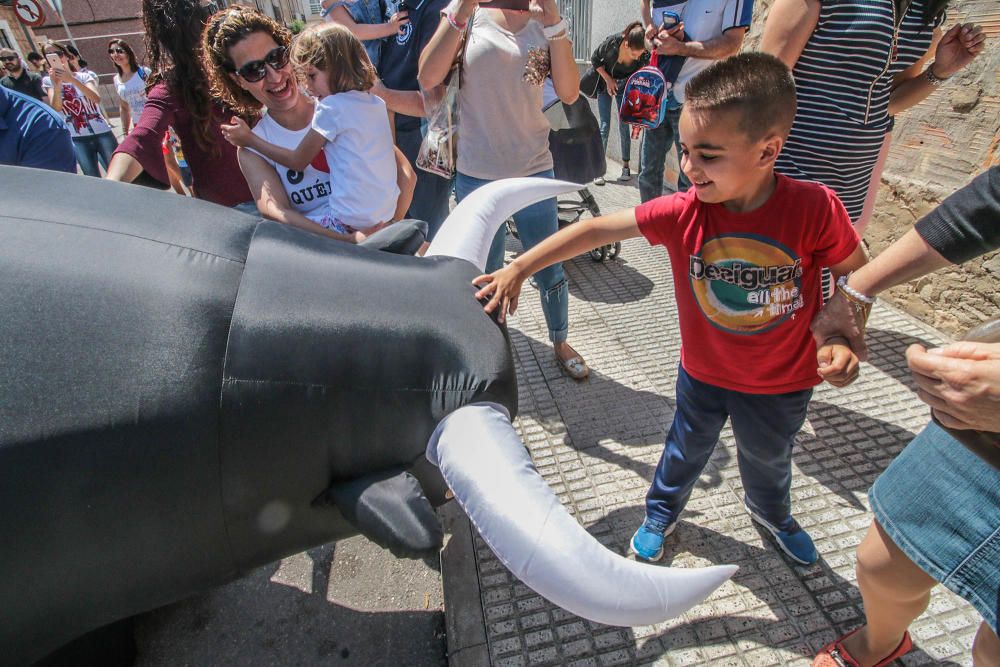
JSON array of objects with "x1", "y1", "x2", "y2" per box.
[{"x1": 638, "y1": 0, "x2": 753, "y2": 203}]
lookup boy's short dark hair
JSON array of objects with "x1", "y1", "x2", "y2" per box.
[{"x1": 684, "y1": 52, "x2": 797, "y2": 141}]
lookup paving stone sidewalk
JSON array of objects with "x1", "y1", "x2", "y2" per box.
[{"x1": 445, "y1": 173, "x2": 982, "y2": 666}]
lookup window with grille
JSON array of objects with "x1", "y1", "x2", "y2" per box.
[
  {"x1": 308, "y1": 0, "x2": 323, "y2": 16},
  {"x1": 557, "y1": 0, "x2": 591, "y2": 62}
]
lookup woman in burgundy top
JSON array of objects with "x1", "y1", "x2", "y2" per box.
[{"x1": 106, "y1": 0, "x2": 253, "y2": 209}]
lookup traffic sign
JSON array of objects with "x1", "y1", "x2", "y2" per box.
[{"x1": 15, "y1": 0, "x2": 47, "y2": 27}]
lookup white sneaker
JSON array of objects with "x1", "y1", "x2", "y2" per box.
[{"x1": 594, "y1": 176, "x2": 606, "y2": 186}]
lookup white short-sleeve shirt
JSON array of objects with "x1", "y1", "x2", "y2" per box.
[
  {"x1": 250, "y1": 109, "x2": 333, "y2": 224},
  {"x1": 311, "y1": 90, "x2": 398, "y2": 229}
]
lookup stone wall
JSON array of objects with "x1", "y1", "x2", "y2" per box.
[{"x1": 745, "y1": 0, "x2": 999, "y2": 337}]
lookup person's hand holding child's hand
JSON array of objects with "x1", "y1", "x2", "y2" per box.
[
  {"x1": 220, "y1": 116, "x2": 254, "y2": 148},
  {"x1": 472, "y1": 265, "x2": 527, "y2": 324},
  {"x1": 817, "y1": 336, "x2": 861, "y2": 388}
]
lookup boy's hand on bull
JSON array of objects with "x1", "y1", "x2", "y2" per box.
[{"x1": 472, "y1": 266, "x2": 526, "y2": 324}]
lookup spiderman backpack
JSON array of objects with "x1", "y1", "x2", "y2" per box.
[{"x1": 618, "y1": 51, "x2": 670, "y2": 132}]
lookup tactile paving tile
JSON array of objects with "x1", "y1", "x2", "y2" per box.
[{"x1": 472, "y1": 183, "x2": 982, "y2": 666}]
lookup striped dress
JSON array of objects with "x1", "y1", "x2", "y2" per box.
[{"x1": 776, "y1": 0, "x2": 937, "y2": 223}]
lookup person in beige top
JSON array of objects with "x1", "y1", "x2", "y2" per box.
[{"x1": 419, "y1": 0, "x2": 589, "y2": 380}]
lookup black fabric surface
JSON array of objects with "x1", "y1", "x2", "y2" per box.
[{"x1": 0, "y1": 166, "x2": 516, "y2": 664}]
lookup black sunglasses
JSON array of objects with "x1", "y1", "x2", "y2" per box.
[
  {"x1": 108, "y1": 47, "x2": 127, "y2": 55},
  {"x1": 229, "y1": 45, "x2": 289, "y2": 83},
  {"x1": 0, "y1": 55, "x2": 18, "y2": 62}
]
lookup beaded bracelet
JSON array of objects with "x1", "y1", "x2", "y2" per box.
[{"x1": 836, "y1": 275, "x2": 875, "y2": 325}]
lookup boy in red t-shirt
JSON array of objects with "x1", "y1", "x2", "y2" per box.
[{"x1": 473, "y1": 53, "x2": 868, "y2": 566}]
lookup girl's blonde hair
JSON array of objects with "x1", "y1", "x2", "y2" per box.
[{"x1": 292, "y1": 23, "x2": 376, "y2": 94}]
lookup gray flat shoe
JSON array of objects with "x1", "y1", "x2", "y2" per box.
[{"x1": 557, "y1": 354, "x2": 590, "y2": 381}]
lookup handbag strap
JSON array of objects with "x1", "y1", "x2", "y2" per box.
[{"x1": 456, "y1": 10, "x2": 473, "y2": 89}]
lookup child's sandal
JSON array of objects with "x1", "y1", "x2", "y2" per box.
[{"x1": 811, "y1": 629, "x2": 912, "y2": 667}]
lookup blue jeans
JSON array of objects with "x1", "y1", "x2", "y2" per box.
[
  {"x1": 638, "y1": 106, "x2": 688, "y2": 203},
  {"x1": 646, "y1": 365, "x2": 812, "y2": 530},
  {"x1": 72, "y1": 131, "x2": 118, "y2": 177},
  {"x1": 597, "y1": 87, "x2": 631, "y2": 165},
  {"x1": 395, "y1": 122, "x2": 453, "y2": 241},
  {"x1": 455, "y1": 169, "x2": 568, "y2": 344}
]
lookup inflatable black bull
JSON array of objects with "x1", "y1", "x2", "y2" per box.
[{"x1": 0, "y1": 168, "x2": 734, "y2": 665}]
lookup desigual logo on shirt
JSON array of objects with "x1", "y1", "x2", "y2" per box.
[{"x1": 688, "y1": 234, "x2": 804, "y2": 334}]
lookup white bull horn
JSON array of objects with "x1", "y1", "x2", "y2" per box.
[
  {"x1": 424, "y1": 177, "x2": 583, "y2": 271},
  {"x1": 426, "y1": 403, "x2": 738, "y2": 627}
]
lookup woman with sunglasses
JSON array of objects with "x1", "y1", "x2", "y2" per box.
[
  {"x1": 202, "y1": 6, "x2": 415, "y2": 241},
  {"x1": 108, "y1": 39, "x2": 150, "y2": 137},
  {"x1": 107, "y1": 0, "x2": 253, "y2": 209},
  {"x1": 42, "y1": 41, "x2": 118, "y2": 177}
]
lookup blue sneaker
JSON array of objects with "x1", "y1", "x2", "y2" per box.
[
  {"x1": 629, "y1": 519, "x2": 676, "y2": 562},
  {"x1": 745, "y1": 504, "x2": 817, "y2": 565}
]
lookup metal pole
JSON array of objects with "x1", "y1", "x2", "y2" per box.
[
  {"x1": 47, "y1": 0, "x2": 79, "y2": 50},
  {"x1": 17, "y1": 21, "x2": 35, "y2": 52}
]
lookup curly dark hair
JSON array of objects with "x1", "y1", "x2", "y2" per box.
[
  {"x1": 141, "y1": 0, "x2": 216, "y2": 151},
  {"x1": 202, "y1": 5, "x2": 292, "y2": 118}
]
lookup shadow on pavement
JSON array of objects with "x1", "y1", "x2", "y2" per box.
[
  {"x1": 580, "y1": 507, "x2": 962, "y2": 666},
  {"x1": 132, "y1": 543, "x2": 446, "y2": 666},
  {"x1": 508, "y1": 331, "x2": 733, "y2": 499},
  {"x1": 798, "y1": 400, "x2": 917, "y2": 510},
  {"x1": 864, "y1": 326, "x2": 939, "y2": 386}
]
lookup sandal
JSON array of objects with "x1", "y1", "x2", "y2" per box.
[
  {"x1": 812, "y1": 629, "x2": 912, "y2": 667},
  {"x1": 557, "y1": 354, "x2": 590, "y2": 381}
]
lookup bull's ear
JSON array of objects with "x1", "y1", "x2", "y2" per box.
[{"x1": 315, "y1": 467, "x2": 443, "y2": 559}]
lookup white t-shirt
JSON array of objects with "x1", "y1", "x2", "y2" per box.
[
  {"x1": 41, "y1": 70, "x2": 113, "y2": 138},
  {"x1": 663, "y1": 0, "x2": 752, "y2": 103},
  {"x1": 114, "y1": 68, "x2": 150, "y2": 125},
  {"x1": 250, "y1": 109, "x2": 333, "y2": 224},
  {"x1": 310, "y1": 90, "x2": 398, "y2": 230}
]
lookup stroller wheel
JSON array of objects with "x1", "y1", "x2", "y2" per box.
[
  {"x1": 589, "y1": 246, "x2": 607, "y2": 262},
  {"x1": 607, "y1": 242, "x2": 622, "y2": 260},
  {"x1": 506, "y1": 219, "x2": 519, "y2": 239}
]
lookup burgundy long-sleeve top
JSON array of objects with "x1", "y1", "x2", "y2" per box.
[{"x1": 114, "y1": 81, "x2": 251, "y2": 207}]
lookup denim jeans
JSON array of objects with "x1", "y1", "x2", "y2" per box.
[
  {"x1": 596, "y1": 87, "x2": 631, "y2": 164},
  {"x1": 638, "y1": 106, "x2": 688, "y2": 203},
  {"x1": 646, "y1": 365, "x2": 812, "y2": 530},
  {"x1": 455, "y1": 169, "x2": 568, "y2": 344},
  {"x1": 395, "y1": 123, "x2": 453, "y2": 241},
  {"x1": 72, "y1": 131, "x2": 118, "y2": 177}
]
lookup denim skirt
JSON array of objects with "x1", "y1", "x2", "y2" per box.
[{"x1": 870, "y1": 421, "x2": 1000, "y2": 633}]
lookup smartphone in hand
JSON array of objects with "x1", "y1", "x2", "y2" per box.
[
  {"x1": 488, "y1": 0, "x2": 530, "y2": 10},
  {"x1": 660, "y1": 10, "x2": 682, "y2": 31},
  {"x1": 46, "y1": 53, "x2": 61, "y2": 69}
]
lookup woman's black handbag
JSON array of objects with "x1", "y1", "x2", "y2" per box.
[{"x1": 579, "y1": 67, "x2": 605, "y2": 99}]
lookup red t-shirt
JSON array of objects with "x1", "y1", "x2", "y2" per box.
[{"x1": 636, "y1": 175, "x2": 859, "y2": 394}]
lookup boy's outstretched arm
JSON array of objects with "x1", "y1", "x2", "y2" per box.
[
  {"x1": 473, "y1": 208, "x2": 642, "y2": 322},
  {"x1": 221, "y1": 116, "x2": 326, "y2": 172}
]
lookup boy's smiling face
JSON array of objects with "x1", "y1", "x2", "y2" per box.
[{"x1": 678, "y1": 107, "x2": 782, "y2": 212}]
